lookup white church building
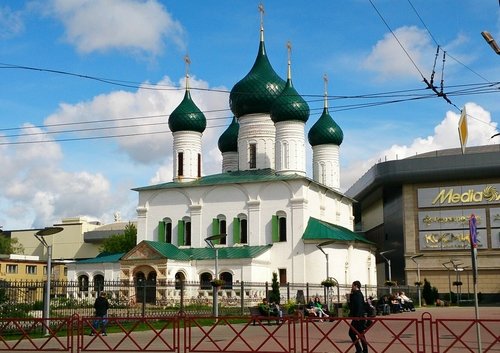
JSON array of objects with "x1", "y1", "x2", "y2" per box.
[{"x1": 68, "y1": 12, "x2": 376, "y2": 294}]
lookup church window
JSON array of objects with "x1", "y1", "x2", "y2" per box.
[
  {"x1": 219, "y1": 272, "x2": 233, "y2": 289},
  {"x1": 200, "y1": 272, "x2": 212, "y2": 289},
  {"x1": 93, "y1": 274, "x2": 104, "y2": 292},
  {"x1": 272, "y1": 212, "x2": 287, "y2": 242},
  {"x1": 279, "y1": 268, "x2": 287, "y2": 285},
  {"x1": 178, "y1": 152, "x2": 184, "y2": 176},
  {"x1": 249, "y1": 143, "x2": 256, "y2": 169},
  {"x1": 212, "y1": 216, "x2": 227, "y2": 245},
  {"x1": 159, "y1": 218, "x2": 172, "y2": 243},
  {"x1": 197, "y1": 153, "x2": 201, "y2": 177},
  {"x1": 177, "y1": 218, "x2": 191, "y2": 246},
  {"x1": 233, "y1": 214, "x2": 248, "y2": 244},
  {"x1": 78, "y1": 275, "x2": 89, "y2": 292},
  {"x1": 185, "y1": 220, "x2": 191, "y2": 246}
]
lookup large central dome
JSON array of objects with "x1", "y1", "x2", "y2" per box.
[{"x1": 229, "y1": 40, "x2": 286, "y2": 118}]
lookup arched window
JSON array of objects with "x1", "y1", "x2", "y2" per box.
[
  {"x1": 197, "y1": 153, "x2": 202, "y2": 178},
  {"x1": 249, "y1": 143, "x2": 256, "y2": 169},
  {"x1": 178, "y1": 152, "x2": 184, "y2": 176},
  {"x1": 78, "y1": 275, "x2": 89, "y2": 292},
  {"x1": 178, "y1": 217, "x2": 191, "y2": 246},
  {"x1": 272, "y1": 211, "x2": 287, "y2": 242},
  {"x1": 135, "y1": 272, "x2": 146, "y2": 304},
  {"x1": 200, "y1": 272, "x2": 212, "y2": 289},
  {"x1": 212, "y1": 215, "x2": 227, "y2": 245},
  {"x1": 233, "y1": 214, "x2": 248, "y2": 244},
  {"x1": 93, "y1": 274, "x2": 104, "y2": 292},
  {"x1": 159, "y1": 218, "x2": 172, "y2": 243},
  {"x1": 175, "y1": 272, "x2": 185, "y2": 290},
  {"x1": 219, "y1": 272, "x2": 233, "y2": 289}
]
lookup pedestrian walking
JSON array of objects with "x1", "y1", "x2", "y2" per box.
[
  {"x1": 348, "y1": 280, "x2": 368, "y2": 353},
  {"x1": 91, "y1": 291, "x2": 110, "y2": 336}
]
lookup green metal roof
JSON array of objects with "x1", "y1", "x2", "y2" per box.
[
  {"x1": 145, "y1": 241, "x2": 193, "y2": 260},
  {"x1": 75, "y1": 252, "x2": 125, "y2": 264},
  {"x1": 168, "y1": 90, "x2": 207, "y2": 133},
  {"x1": 302, "y1": 217, "x2": 373, "y2": 244},
  {"x1": 271, "y1": 79, "x2": 310, "y2": 123},
  {"x1": 182, "y1": 244, "x2": 272, "y2": 260},
  {"x1": 133, "y1": 168, "x2": 305, "y2": 191},
  {"x1": 229, "y1": 40, "x2": 286, "y2": 118},
  {"x1": 217, "y1": 116, "x2": 239, "y2": 153},
  {"x1": 308, "y1": 107, "x2": 343, "y2": 146},
  {"x1": 145, "y1": 241, "x2": 271, "y2": 260}
]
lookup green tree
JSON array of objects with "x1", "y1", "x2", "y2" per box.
[
  {"x1": 269, "y1": 272, "x2": 281, "y2": 304},
  {"x1": 0, "y1": 236, "x2": 24, "y2": 254},
  {"x1": 99, "y1": 222, "x2": 137, "y2": 253}
]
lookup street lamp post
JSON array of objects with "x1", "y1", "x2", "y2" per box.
[
  {"x1": 317, "y1": 240, "x2": 336, "y2": 279},
  {"x1": 34, "y1": 226, "x2": 63, "y2": 335},
  {"x1": 317, "y1": 240, "x2": 337, "y2": 311},
  {"x1": 205, "y1": 234, "x2": 227, "y2": 318},
  {"x1": 410, "y1": 254, "x2": 424, "y2": 307},
  {"x1": 380, "y1": 250, "x2": 395, "y2": 294}
]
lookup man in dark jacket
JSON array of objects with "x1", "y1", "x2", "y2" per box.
[
  {"x1": 91, "y1": 292, "x2": 110, "y2": 336},
  {"x1": 348, "y1": 280, "x2": 368, "y2": 353}
]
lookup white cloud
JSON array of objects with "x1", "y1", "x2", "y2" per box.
[
  {"x1": 362, "y1": 26, "x2": 435, "y2": 80},
  {"x1": 0, "y1": 5, "x2": 24, "y2": 39},
  {"x1": 0, "y1": 75, "x2": 230, "y2": 229},
  {"x1": 46, "y1": 0, "x2": 185, "y2": 55},
  {"x1": 0, "y1": 125, "x2": 123, "y2": 228},
  {"x1": 44, "y1": 75, "x2": 229, "y2": 167},
  {"x1": 341, "y1": 102, "x2": 498, "y2": 191}
]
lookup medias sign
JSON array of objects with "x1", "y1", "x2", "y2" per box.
[{"x1": 418, "y1": 184, "x2": 500, "y2": 208}]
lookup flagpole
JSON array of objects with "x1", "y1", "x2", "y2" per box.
[{"x1": 469, "y1": 214, "x2": 482, "y2": 353}]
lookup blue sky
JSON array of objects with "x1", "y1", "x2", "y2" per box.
[{"x1": 1, "y1": 0, "x2": 499, "y2": 230}]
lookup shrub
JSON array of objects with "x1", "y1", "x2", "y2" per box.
[{"x1": 269, "y1": 272, "x2": 280, "y2": 304}]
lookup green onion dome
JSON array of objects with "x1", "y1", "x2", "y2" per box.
[
  {"x1": 168, "y1": 90, "x2": 207, "y2": 133},
  {"x1": 308, "y1": 107, "x2": 343, "y2": 146},
  {"x1": 270, "y1": 79, "x2": 310, "y2": 123},
  {"x1": 218, "y1": 116, "x2": 239, "y2": 153},
  {"x1": 229, "y1": 40, "x2": 286, "y2": 118}
]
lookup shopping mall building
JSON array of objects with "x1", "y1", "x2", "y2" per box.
[{"x1": 346, "y1": 144, "x2": 500, "y2": 303}]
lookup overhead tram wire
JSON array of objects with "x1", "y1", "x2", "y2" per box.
[
  {"x1": 0, "y1": 62, "x2": 230, "y2": 94},
  {"x1": 405, "y1": 0, "x2": 498, "y2": 132},
  {"x1": 1, "y1": 80, "x2": 497, "y2": 143},
  {"x1": 0, "y1": 94, "x2": 447, "y2": 146},
  {"x1": 368, "y1": 0, "x2": 427, "y2": 82},
  {"x1": 406, "y1": 0, "x2": 491, "y2": 84}
]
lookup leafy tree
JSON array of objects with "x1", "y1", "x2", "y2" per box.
[
  {"x1": 0, "y1": 236, "x2": 24, "y2": 254},
  {"x1": 269, "y1": 272, "x2": 281, "y2": 304},
  {"x1": 99, "y1": 222, "x2": 137, "y2": 254}
]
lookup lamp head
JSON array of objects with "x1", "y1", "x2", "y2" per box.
[
  {"x1": 204, "y1": 233, "x2": 227, "y2": 248},
  {"x1": 35, "y1": 227, "x2": 63, "y2": 237}
]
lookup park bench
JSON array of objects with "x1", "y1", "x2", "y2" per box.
[{"x1": 248, "y1": 306, "x2": 282, "y2": 325}]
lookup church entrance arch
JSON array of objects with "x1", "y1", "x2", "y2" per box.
[
  {"x1": 134, "y1": 268, "x2": 157, "y2": 304},
  {"x1": 220, "y1": 272, "x2": 233, "y2": 289},
  {"x1": 175, "y1": 271, "x2": 186, "y2": 290}
]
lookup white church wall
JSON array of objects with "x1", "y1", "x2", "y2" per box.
[{"x1": 202, "y1": 185, "x2": 249, "y2": 246}]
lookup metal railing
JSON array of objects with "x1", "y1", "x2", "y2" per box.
[{"x1": 0, "y1": 279, "x2": 414, "y2": 318}]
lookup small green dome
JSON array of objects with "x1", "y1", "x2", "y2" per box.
[
  {"x1": 229, "y1": 41, "x2": 286, "y2": 118},
  {"x1": 308, "y1": 107, "x2": 343, "y2": 146},
  {"x1": 218, "y1": 117, "x2": 239, "y2": 153},
  {"x1": 168, "y1": 90, "x2": 206, "y2": 133},
  {"x1": 270, "y1": 79, "x2": 310, "y2": 123}
]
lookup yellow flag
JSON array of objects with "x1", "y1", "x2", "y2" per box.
[{"x1": 458, "y1": 107, "x2": 468, "y2": 154}]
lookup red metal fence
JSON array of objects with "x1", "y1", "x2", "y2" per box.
[{"x1": 0, "y1": 313, "x2": 497, "y2": 353}]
